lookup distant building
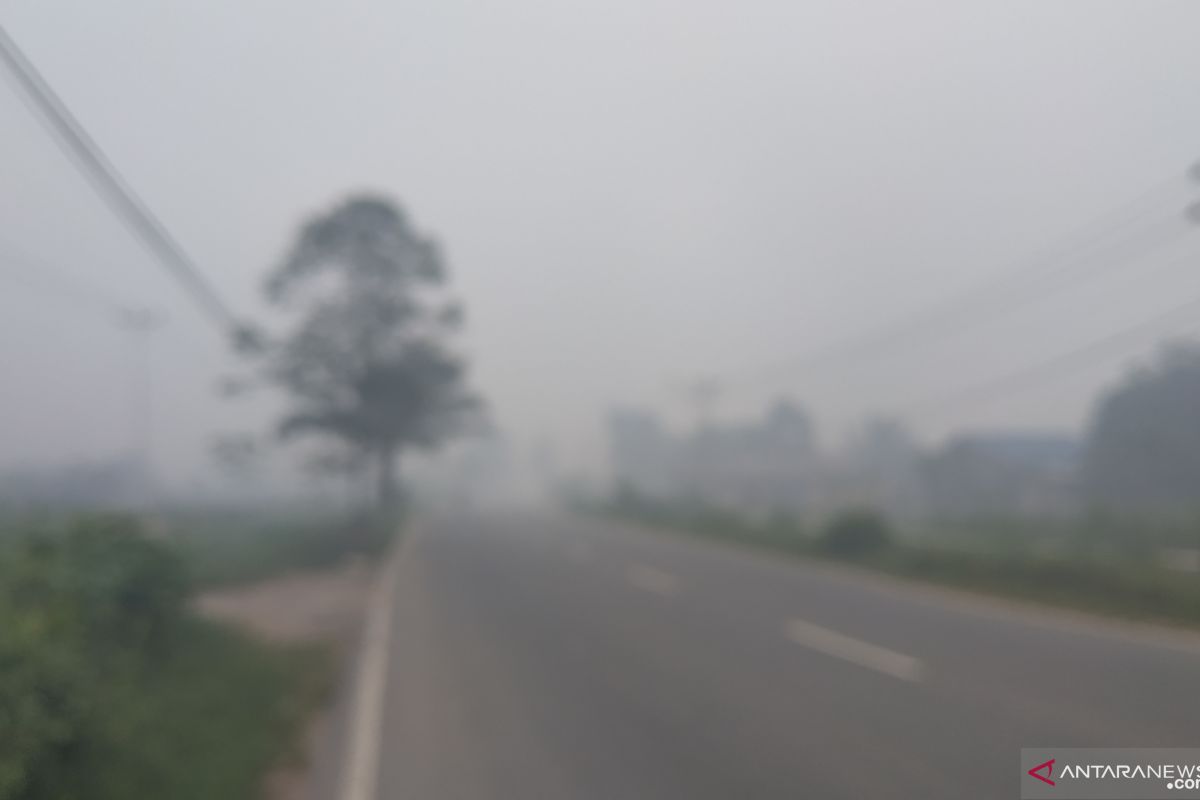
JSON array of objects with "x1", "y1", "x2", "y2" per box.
[
  {"x1": 921, "y1": 431, "x2": 1080, "y2": 517},
  {"x1": 830, "y1": 418, "x2": 923, "y2": 517},
  {"x1": 607, "y1": 399, "x2": 822, "y2": 513},
  {"x1": 608, "y1": 407, "x2": 1084, "y2": 520},
  {"x1": 607, "y1": 408, "x2": 675, "y2": 497}
]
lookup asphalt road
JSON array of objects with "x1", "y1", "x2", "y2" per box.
[{"x1": 370, "y1": 512, "x2": 1200, "y2": 799}]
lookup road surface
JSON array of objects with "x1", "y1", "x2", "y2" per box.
[{"x1": 361, "y1": 512, "x2": 1200, "y2": 799}]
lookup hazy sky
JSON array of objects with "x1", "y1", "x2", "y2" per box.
[{"x1": 2, "y1": 0, "x2": 1200, "y2": 483}]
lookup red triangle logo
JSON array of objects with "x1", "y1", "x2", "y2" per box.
[{"x1": 1028, "y1": 758, "x2": 1056, "y2": 786}]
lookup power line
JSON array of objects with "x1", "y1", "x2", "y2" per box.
[
  {"x1": 0, "y1": 23, "x2": 239, "y2": 333},
  {"x1": 901, "y1": 282, "x2": 1200, "y2": 417},
  {"x1": 722, "y1": 173, "x2": 1193, "y2": 389}
]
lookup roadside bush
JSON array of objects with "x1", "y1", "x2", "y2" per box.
[
  {"x1": 0, "y1": 513, "x2": 329, "y2": 800},
  {"x1": 0, "y1": 620, "x2": 87, "y2": 799},
  {"x1": 64, "y1": 515, "x2": 189, "y2": 656},
  {"x1": 0, "y1": 515, "x2": 187, "y2": 799},
  {"x1": 819, "y1": 509, "x2": 893, "y2": 558},
  {"x1": 174, "y1": 507, "x2": 402, "y2": 589}
]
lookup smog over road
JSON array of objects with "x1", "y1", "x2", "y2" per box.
[{"x1": 2, "y1": 2, "x2": 1200, "y2": 799}]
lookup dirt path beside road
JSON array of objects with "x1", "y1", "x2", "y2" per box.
[{"x1": 197, "y1": 558, "x2": 377, "y2": 800}]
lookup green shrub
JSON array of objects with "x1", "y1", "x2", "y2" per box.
[
  {"x1": 0, "y1": 515, "x2": 189, "y2": 799},
  {"x1": 173, "y1": 508, "x2": 401, "y2": 589},
  {"x1": 0, "y1": 622, "x2": 88, "y2": 799},
  {"x1": 65, "y1": 515, "x2": 189, "y2": 656},
  {"x1": 43, "y1": 620, "x2": 330, "y2": 800},
  {"x1": 819, "y1": 509, "x2": 893, "y2": 558},
  {"x1": 0, "y1": 514, "x2": 330, "y2": 800}
]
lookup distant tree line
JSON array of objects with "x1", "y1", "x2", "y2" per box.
[{"x1": 609, "y1": 340, "x2": 1200, "y2": 520}]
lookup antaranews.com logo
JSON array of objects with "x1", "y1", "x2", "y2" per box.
[{"x1": 1022, "y1": 749, "x2": 1200, "y2": 799}]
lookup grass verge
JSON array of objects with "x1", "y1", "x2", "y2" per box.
[
  {"x1": 44, "y1": 620, "x2": 333, "y2": 800},
  {"x1": 0, "y1": 514, "x2": 338, "y2": 800},
  {"x1": 169, "y1": 507, "x2": 401, "y2": 589},
  {"x1": 602, "y1": 495, "x2": 1200, "y2": 629}
]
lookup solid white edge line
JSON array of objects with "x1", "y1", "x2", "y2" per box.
[
  {"x1": 784, "y1": 618, "x2": 924, "y2": 683},
  {"x1": 338, "y1": 529, "x2": 407, "y2": 800}
]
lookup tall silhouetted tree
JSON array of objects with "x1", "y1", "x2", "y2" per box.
[{"x1": 263, "y1": 194, "x2": 480, "y2": 508}]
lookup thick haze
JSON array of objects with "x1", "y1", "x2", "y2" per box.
[{"x1": 2, "y1": 0, "x2": 1199, "y2": 486}]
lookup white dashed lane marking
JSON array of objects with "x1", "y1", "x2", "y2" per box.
[{"x1": 784, "y1": 618, "x2": 924, "y2": 682}]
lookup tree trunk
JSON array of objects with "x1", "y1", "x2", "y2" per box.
[{"x1": 376, "y1": 446, "x2": 398, "y2": 512}]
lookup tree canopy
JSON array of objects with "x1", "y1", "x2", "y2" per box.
[
  {"x1": 261, "y1": 193, "x2": 480, "y2": 506},
  {"x1": 1083, "y1": 341, "x2": 1200, "y2": 512}
]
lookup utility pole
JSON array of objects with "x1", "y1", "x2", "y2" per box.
[{"x1": 116, "y1": 307, "x2": 165, "y2": 508}]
